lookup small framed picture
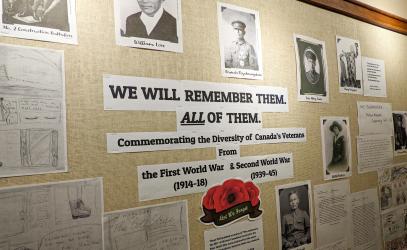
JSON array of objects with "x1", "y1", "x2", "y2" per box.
[
  {"x1": 0, "y1": 0, "x2": 78, "y2": 44},
  {"x1": 336, "y1": 36, "x2": 363, "y2": 95},
  {"x1": 276, "y1": 181, "x2": 313, "y2": 250},
  {"x1": 113, "y1": 0, "x2": 183, "y2": 52},
  {"x1": 218, "y1": 2, "x2": 263, "y2": 80},
  {"x1": 294, "y1": 34, "x2": 329, "y2": 103},
  {"x1": 320, "y1": 117, "x2": 352, "y2": 180}
]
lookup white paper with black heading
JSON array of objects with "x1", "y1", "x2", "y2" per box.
[
  {"x1": 107, "y1": 128, "x2": 306, "y2": 153},
  {"x1": 218, "y1": 2, "x2": 263, "y2": 80},
  {"x1": 104, "y1": 200, "x2": 189, "y2": 250},
  {"x1": 363, "y1": 57, "x2": 386, "y2": 97},
  {"x1": 113, "y1": 0, "x2": 183, "y2": 52},
  {"x1": 357, "y1": 102, "x2": 393, "y2": 136},
  {"x1": 138, "y1": 152, "x2": 294, "y2": 201},
  {"x1": 0, "y1": 0, "x2": 77, "y2": 44},
  {"x1": 204, "y1": 219, "x2": 264, "y2": 250},
  {"x1": 0, "y1": 178, "x2": 103, "y2": 250},
  {"x1": 0, "y1": 43, "x2": 67, "y2": 178},
  {"x1": 103, "y1": 75, "x2": 289, "y2": 112}
]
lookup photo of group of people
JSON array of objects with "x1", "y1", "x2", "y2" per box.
[{"x1": 1, "y1": 0, "x2": 77, "y2": 43}]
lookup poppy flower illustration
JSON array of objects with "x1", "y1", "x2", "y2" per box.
[{"x1": 200, "y1": 178, "x2": 262, "y2": 226}]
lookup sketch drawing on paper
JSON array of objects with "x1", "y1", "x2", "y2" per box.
[
  {"x1": 0, "y1": 43, "x2": 67, "y2": 177},
  {"x1": 0, "y1": 178, "x2": 103, "y2": 250},
  {"x1": 104, "y1": 200, "x2": 190, "y2": 250}
]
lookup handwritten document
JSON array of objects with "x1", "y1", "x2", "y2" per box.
[
  {"x1": 349, "y1": 188, "x2": 381, "y2": 250},
  {"x1": 314, "y1": 180, "x2": 349, "y2": 249},
  {"x1": 0, "y1": 43, "x2": 67, "y2": 177},
  {"x1": 104, "y1": 200, "x2": 190, "y2": 250},
  {"x1": 0, "y1": 178, "x2": 103, "y2": 250}
]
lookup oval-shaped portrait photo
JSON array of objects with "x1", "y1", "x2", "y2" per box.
[{"x1": 303, "y1": 48, "x2": 320, "y2": 84}]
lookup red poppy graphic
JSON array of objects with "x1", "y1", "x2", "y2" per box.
[{"x1": 200, "y1": 178, "x2": 262, "y2": 226}]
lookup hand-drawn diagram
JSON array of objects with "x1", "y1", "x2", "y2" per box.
[
  {"x1": 104, "y1": 200, "x2": 190, "y2": 250},
  {"x1": 0, "y1": 43, "x2": 66, "y2": 177},
  {"x1": 0, "y1": 178, "x2": 103, "y2": 250}
]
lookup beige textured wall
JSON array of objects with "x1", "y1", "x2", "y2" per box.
[{"x1": 0, "y1": 0, "x2": 407, "y2": 249}]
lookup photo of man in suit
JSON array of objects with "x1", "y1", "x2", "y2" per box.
[{"x1": 122, "y1": 0, "x2": 178, "y2": 43}]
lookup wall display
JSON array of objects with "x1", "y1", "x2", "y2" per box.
[
  {"x1": 200, "y1": 178, "x2": 262, "y2": 227},
  {"x1": 313, "y1": 180, "x2": 349, "y2": 249},
  {"x1": 113, "y1": 0, "x2": 183, "y2": 52},
  {"x1": 378, "y1": 164, "x2": 407, "y2": 212},
  {"x1": 104, "y1": 75, "x2": 289, "y2": 112},
  {"x1": 320, "y1": 117, "x2": 352, "y2": 180},
  {"x1": 138, "y1": 152, "x2": 294, "y2": 201},
  {"x1": 275, "y1": 181, "x2": 313, "y2": 250},
  {"x1": 0, "y1": 43, "x2": 67, "y2": 178},
  {"x1": 107, "y1": 128, "x2": 306, "y2": 153},
  {"x1": 349, "y1": 188, "x2": 381, "y2": 250},
  {"x1": 104, "y1": 200, "x2": 189, "y2": 250},
  {"x1": 393, "y1": 111, "x2": 407, "y2": 156},
  {"x1": 357, "y1": 135, "x2": 393, "y2": 174},
  {"x1": 0, "y1": 178, "x2": 103, "y2": 249},
  {"x1": 204, "y1": 219, "x2": 264, "y2": 250},
  {"x1": 0, "y1": 0, "x2": 77, "y2": 44},
  {"x1": 294, "y1": 34, "x2": 329, "y2": 103},
  {"x1": 336, "y1": 36, "x2": 363, "y2": 95},
  {"x1": 217, "y1": 2, "x2": 263, "y2": 80},
  {"x1": 382, "y1": 205, "x2": 407, "y2": 250},
  {"x1": 357, "y1": 101, "x2": 393, "y2": 136},
  {"x1": 315, "y1": 240, "x2": 346, "y2": 250},
  {"x1": 362, "y1": 57, "x2": 387, "y2": 97}
]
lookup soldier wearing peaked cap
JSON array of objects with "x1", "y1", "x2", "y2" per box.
[{"x1": 224, "y1": 20, "x2": 259, "y2": 70}]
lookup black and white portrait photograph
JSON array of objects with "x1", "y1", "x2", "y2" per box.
[
  {"x1": 294, "y1": 34, "x2": 329, "y2": 103},
  {"x1": 1, "y1": 0, "x2": 77, "y2": 44},
  {"x1": 336, "y1": 36, "x2": 363, "y2": 95},
  {"x1": 320, "y1": 117, "x2": 352, "y2": 180},
  {"x1": 393, "y1": 112, "x2": 407, "y2": 155},
  {"x1": 276, "y1": 181, "x2": 313, "y2": 250},
  {"x1": 218, "y1": 2, "x2": 263, "y2": 80},
  {"x1": 114, "y1": 0, "x2": 183, "y2": 52}
]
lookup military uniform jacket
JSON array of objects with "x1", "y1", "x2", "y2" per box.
[{"x1": 282, "y1": 208, "x2": 311, "y2": 249}]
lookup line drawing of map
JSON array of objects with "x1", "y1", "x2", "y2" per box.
[
  {"x1": 0, "y1": 43, "x2": 67, "y2": 177},
  {"x1": 0, "y1": 178, "x2": 103, "y2": 250},
  {"x1": 104, "y1": 200, "x2": 190, "y2": 250}
]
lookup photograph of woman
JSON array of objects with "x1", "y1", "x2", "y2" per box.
[{"x1": 321, "y1": 117, "x2": 352, "y2": 180}]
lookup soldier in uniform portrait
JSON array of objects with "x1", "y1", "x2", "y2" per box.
[
  {"x1": 394, "y1": 115, "x2": 407, "y2": 151},
  {"x1": 304, "y1": 50, "x2": 320, "y2": 84},
  {"x1": 281, "y1": 191, "x2": 311, "y2": 250},
  {"x1": 224, "y1": 20, "x2": 258, "y2": 70}
]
